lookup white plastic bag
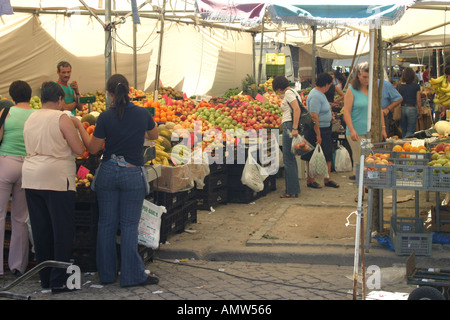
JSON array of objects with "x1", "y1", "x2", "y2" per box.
[
  {"x1": 308, "y1": 145, "x2": 329, "y2": 179},
  {"x1": 138, "y1": 199, "x2": 167, "y2": 249},
  {"x1": 241, "y1": 152, "x2": 268, "y2": 192},
  {"x1": 335, "y1": 145, "x2": 353, "y2": 172}
]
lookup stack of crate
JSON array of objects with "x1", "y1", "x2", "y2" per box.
[
  {"x1": 152, "y1": 188, "x2": 198, "y2": 243},
  {"x1": 196, "y1": 163, "x2": 228, "y2": 210},
  {"x1": 72, "y1": 192, "x2": 99, "y2": 272}
]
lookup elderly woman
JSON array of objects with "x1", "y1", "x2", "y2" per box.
[{"x1": 22, "y1": 81, "x2": 87, "y2": 293}]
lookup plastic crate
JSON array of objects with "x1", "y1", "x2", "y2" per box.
[
  {"x1": 392, "y1": 164, "x2": 429, "y2": 189},
  {"x1": 75, "y1": 187, "x2": 97, "y2": 203},
  {"x1": 183, "y1": 200, "x2": 198, "y2": 224},
  {"x1": 197, "y1": 186, "x2": 228, "y2": 210},
  {"x1": 428, "y1": 166, "x2": 450, "y2": 191},
  {"x1": 390, "y1": 217, "x2": 432, "y2": 256},
  {"x1": 159, "y1": 206, "x2": 186, "y2": 243},
  {"x1": 390, "y1": 151, "x2": 431, "y2": 166},
  {"x1": 355, "y1": 163, "x2": 393, "y2": 188},
  {"x1": 152, "y1": 190, "x2": 186, "y2": 211},
  {"x1": 203, "y1": 172, "x2": 228, "y2": 191},
  {"x1": 263, "y1": 174, "x2": 277, "y2": 195},
  {"x1": 74, "y1": 201, "x2": 99, "y2": 226}
]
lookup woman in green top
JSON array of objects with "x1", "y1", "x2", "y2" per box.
[{"x1": 0, "y1": 80, "x2": 36, "y2": 277}]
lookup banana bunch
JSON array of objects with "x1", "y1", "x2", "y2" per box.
[
  {"x1": 431, "y1": 75, "x2": 450, "y2": 106},
  {"x1": 262, "y1": 78, "x2": 273, "y2": 91},
  {"x1": 147, "y1": 137, "x2": 170, "y2": 166}
]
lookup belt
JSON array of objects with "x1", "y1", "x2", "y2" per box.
[
  {"x1": 109, "y1": 154, "x2": 136, "y2": 167},
  {"x1": 109, "y1": 160, "x2": 136, "y2": 167},
  {"x1": 403, "y1": 104, "x2": 416, "y2": 107}
]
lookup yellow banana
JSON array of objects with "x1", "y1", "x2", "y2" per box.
[
  {"x1": 156, "y1": 149, "x2": 169, "y2": 158},
  {"x1": 430, "y1": 75, "x2": 445, "y2": 85},
  {"x1": 153, "y1": 143, "x2": 164, "y2": 151}
]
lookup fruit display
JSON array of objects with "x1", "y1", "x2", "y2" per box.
[
  {"x1": 75, "y1": 172, "x2": 94, "y2": 188},
  {"x1": 430, "y1": 75, "x2": 450, "y2": 106},
  {"x1": 158, "y1": 86, "x2": 184, "y2": 99},
  {"x1": 30, "y1": 96, "x2": 42, "y2": 109},
  {"x1": 129, "y1": 86, "x2": 145, "y2": 99},
  {"x1": 364, "y1": 153, "x2": 393, "y2": 169}
]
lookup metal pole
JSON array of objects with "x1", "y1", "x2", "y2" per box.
[
  {"x1": 353, "y1": 155, "x2": 365, "y2": 300},
  {"x1": 257, "y1": 14, "x2": 265, "y2": 86},
  {"x1": 105, "y1": 0, "x2": 112, "y2": 108},
  {"x1": 154, "y1": 0, "x2": 167, "y2": 97},
  {"x1": 133, "y1": 23, "x2": 138, "y2": 88},
  {"x1": 311, "y1": 26, "x2": 317, "y2": 87}
]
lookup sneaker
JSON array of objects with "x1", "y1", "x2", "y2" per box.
[{"x1": 349, "y1": 175, "x2": 356, "y2": 180}]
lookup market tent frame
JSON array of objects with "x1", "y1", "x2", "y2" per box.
[{"x1": 2, "y1": 1, "x2": 450, "y2": 98}]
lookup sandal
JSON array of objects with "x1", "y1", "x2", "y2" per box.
[
  {"x1": 324, "y1": 181, "x2": 340, "y2": 188},
  {"x1": 307, "y1": 181, "x2": 322, "y2": 189},
  {"x1": 280, "y1": 194, "x2": 298, "y2": 198}
]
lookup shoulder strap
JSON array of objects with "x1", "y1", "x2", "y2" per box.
[{"x1": 0, "y1": 106, "x2": 10, "y2": 129}]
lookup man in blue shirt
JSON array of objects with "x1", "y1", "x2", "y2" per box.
[{"x1": 380, "y1": 79, "x2": 403, "y2": 137}]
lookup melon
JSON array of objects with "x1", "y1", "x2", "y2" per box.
[
  {"x1": 159, "y1": 136, "x2": 172, "y2": 152},
  {"x1": 81, "y1": 114, "x2": 96, "y2": 125},
  {"x1": 158, "y1": 127, "x2": 172, "y2": 141}
]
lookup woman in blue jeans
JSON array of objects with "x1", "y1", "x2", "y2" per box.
[
  {"x1": 397, "y1": 67, "x2": 421, "y2": 138},
  {"x1": 72, "y1": 74, "x2": 158, "y2": 287},
  {"x1": 273, "y1": 76, "x2": 301, "y2": 198}
]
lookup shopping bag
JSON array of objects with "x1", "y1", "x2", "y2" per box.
[
  {"x1": 241, "y1": 152, "x2": 268, "y2": 192},
  {"x1": 291, "y1": 132, "x2": 314, "y2": 157},
  {"x1": 334, "y1": 145, "x2": 352, "y2": 172},
  {"x1": 138, "y1": 199, "x2": 167, "y2": 249},
  {"x1": 308, "y1": 145, "x2": 329, "y2": 179}
]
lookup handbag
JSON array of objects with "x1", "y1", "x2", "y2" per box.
[
  {"x1": 0, "y1": 106, "x2": 11, "y2": 145},
  {"x1": 287, "y1": 89, "x2": 315, "y2": 134},
  {"x1": 393, "y1": 105, "x2": 401, "y2": 121}
]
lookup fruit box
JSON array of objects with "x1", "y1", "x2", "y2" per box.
[
  {"x1": 390, "y1": 217, "x2": 432, "y2": 256},
  {"x1": 152, "y1": 164, "x2": 194, "y2": 193},
  {"x1": 428, "y1": 166, "x2": 450, "y2": 191},
  {"x1": 355, "y1": 163, "x2": 393, "y2": 188}
]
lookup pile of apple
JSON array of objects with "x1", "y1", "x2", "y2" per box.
[{"x1": 364, "y1": 153, "x2": 393, "y2": 171}]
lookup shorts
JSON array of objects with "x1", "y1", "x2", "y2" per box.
[{"x1": 301, "y1": 126, "x2": 333, "y2": 162}]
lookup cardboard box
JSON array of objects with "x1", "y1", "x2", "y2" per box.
[{"x1": 152, "y1": 164, "x2": 194, "y2": 193}]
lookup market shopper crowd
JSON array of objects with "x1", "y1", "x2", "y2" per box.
[{"x1": 0, "y1": 66, "x2": 160, "y2": 292}]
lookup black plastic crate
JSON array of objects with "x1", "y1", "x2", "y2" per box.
[
  {"x1": 75, "y1": 187, "x2": 97, "y2": 203},
  {"x1": 73, "y1": 225, "x2": 97, "y2": 248},
  {"x1": 184, "y1": 200, "x2": 198, "y2": 224},
  {"x1": 159, "y1": 206, "x2": 186, "y2": 243},
  {"x1": 228, "y1": 185, "x2": 264, "y2": 204},
  {"x1": 196, "y1": 186, "x2": 228, "y2": 210},
  {"x1": 209, "y1": 162, "x2": 227, "y2": 174},
  {"x1": 74, "y1": 201, "x2": 99, "y2": 226},
  {"x1": 153, "y1": 190, "x2": 186, "y2": 211},
  {"x1": 71, "y1": 248, "x2": 96, "y2": 272},
  {"x1": 203, "y1": 172, "x2": 228, "y2": 191},
  {"x1": 263, "y1": 174, "x2": 277, "y2": 195}
]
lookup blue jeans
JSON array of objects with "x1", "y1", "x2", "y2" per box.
[
  {"x1": 282, "y1": 122, "x2": 300, "y2": 195},
  {"x1": 94, "y1": 160, "x2": 147, "y2": 286},
  {"x1": 401, "y1": 106, "x2": 418, "y2": 138}
]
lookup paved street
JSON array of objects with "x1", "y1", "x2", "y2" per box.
[{"x1": 1, "y1": 257, "x2": 412, "y2": 301}]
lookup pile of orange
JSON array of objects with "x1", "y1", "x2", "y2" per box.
[
  {"x1": 392, "y1": 143, "x2": 427, "y2": 153},
  {"x1": 145, "y1": 100, "x2": 178, "y2": 123}
]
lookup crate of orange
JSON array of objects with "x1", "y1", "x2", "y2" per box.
[
  {"x1": 146, "y1": 99, "x2": 178, "y2": 123},
  {"x1": 390, "y1": 143, "x2": 431, "y2": 166}
]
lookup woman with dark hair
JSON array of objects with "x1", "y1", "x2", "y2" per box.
[
  {"x1": 272, "y1": 75, "x2": 301, "y2": 198},
  {"x1": 22, "y1": 81, "x2": 87, "y2": 293},
  {"x1": 397, "y1": 67, "x2": 421, "y2": 138},
  {"x1": 0, "y1": 81, "x2": 35, "y2": 278},
  {"x1": 72, "y1": 74, "x2": 159, "y2": 287}
]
